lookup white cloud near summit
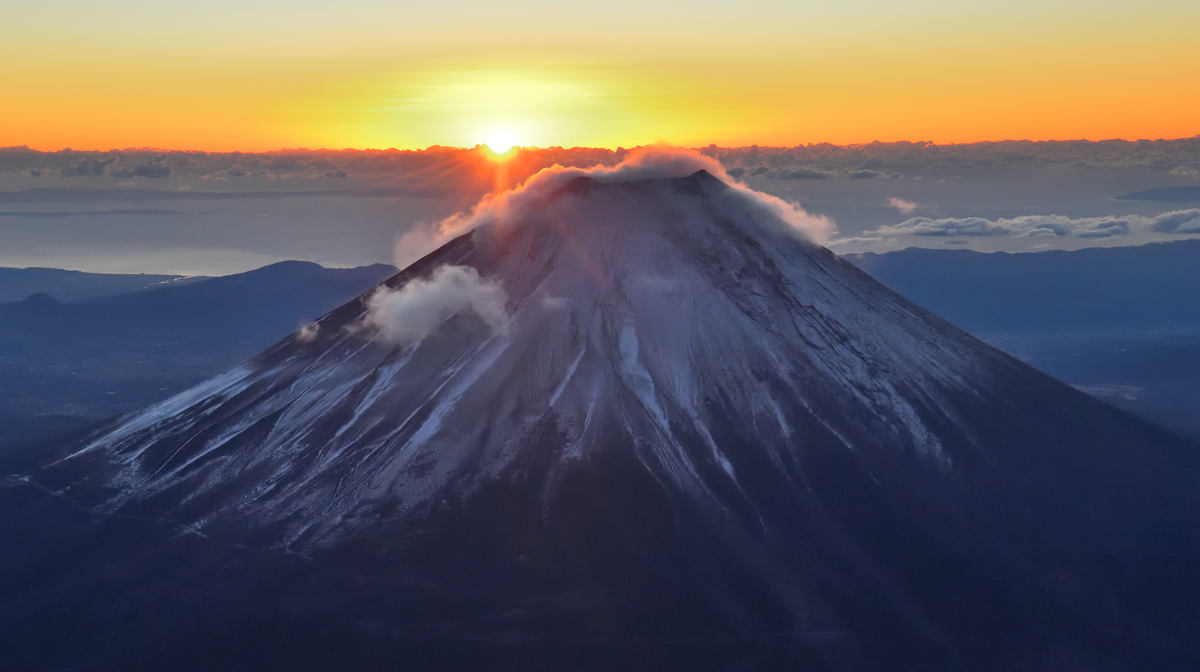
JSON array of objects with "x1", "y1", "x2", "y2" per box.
[
  {"x1": 393, "y1": 146, "x2": 835, "y2": 269},
  {"x1": 363, "y1": 265, "x2": 510, "y2": 346},
  {"x1": 860, "y1": 209, "x2": 1200, "y2": 240}
]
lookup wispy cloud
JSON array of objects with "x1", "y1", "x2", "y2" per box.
[
  {"x1": 887, "y1": 198, "x2": 918, "y2": 215},
  {"x1": 1151, "y1": 209, "x2": 1200, "y2": 233},
  {"x1": 362, "y1": 264, "x2": 509, "y2": 346},
  {"x1": 853, "y1": 210, "x2": 1200, "y2": 240}
]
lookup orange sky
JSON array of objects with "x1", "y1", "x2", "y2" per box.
[{"x1": 3, "y1": 0, "x2": 1198, "y2": 151}]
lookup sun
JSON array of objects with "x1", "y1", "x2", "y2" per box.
[{"x1": 483, "y1": 131, "x2": 518, "y2": 157}]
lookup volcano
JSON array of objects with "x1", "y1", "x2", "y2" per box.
[{"x1": 7, "y1": 162, "x2": 1200, "y2": 671}]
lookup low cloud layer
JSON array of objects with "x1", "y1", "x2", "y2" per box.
[
  {"x1": 727, "y1": 165, "x2": 900, "y2": 181},
  {"x1": 394, "y1": 146, "x2": 835, "y2": 268},
  {"x1": 4, "y1": 137, "x2": 1199, "y2": 186},
  {"x1": 858, "y1": 209, "x2": 1200, "y2": 240},
  {"x1": 700, "y1": 137, "x2": 1200, "y2": 175},
  {"x1": 59, "y1": 157, "x2": 117, "y2": 177},
  {"x1": 107, "y1": 154, "x2": 172, "y2": 179},
  {"x1": 1151, "y1": 209, "x2": 1200, "y2": 233},
  {"x1": 362, "y1": 265, "x2": 509, "y2": 346}
]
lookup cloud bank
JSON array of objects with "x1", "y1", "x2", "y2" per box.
[
  {"x1": 394, "y1": 146, "x2": 835, "y2": 268},
  {"x1": 856, "y1": 209, "x2": 1200, "y2": 240},
  {"x1": 362, "y1": 265, "x2": 509, "y2": 346},
  {"x1": 700, "y1": 137, "x2": 1200, "y2": 175},
  {"x1": 112, "y1": 154, "x2": 172, "y2": 179},
  {"x1": 1151, "y1": 209, "x2": 1200, "y2": 233},
  {"x1": 4, "y1": 137, "x2": 1199, "y2": 186}
]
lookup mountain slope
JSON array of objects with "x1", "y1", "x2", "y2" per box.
[{"x1": 17, "y1": 168, "x2": 1200, "y2": 671}]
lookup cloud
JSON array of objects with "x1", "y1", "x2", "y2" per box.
[
  {"x1": 736, "y1": 166, "x2": 897, "y2": 180},
  {"x1": 870, "y1": 214, "x2": 1137, "y2": 238},
  {"x1": 58, "y1": 157, "x2": 116, "y2": 177},
  {"x1": 744, "y1": 166, "x2": 832, "y2": 180},
  {"x1": 59, "y1": 160, "x2": 90, "y2": 177},
  {"x1": 769, "y1": 167, "x2": 833, "y2": 180},
  {"x1": 296, "y1": 322, "x2": 320, "y2": 343},
  {"x1": 132, "y1": 163, "x2": 171, "y2": 179},
  {"x1": 852, "y1": 209, "x2": 1200, "y2": 240},
  {"x1": 393, "y1": 146, "x2": 835, "y2": 268},
  {"x1": 393, "y1": 219, "x2": 474, "y2": 270},
  {"x1": 112, "y1": 155, "x2": 172, "y2": 179},
  {"x1": 705, "y1": 137, "x2": 1200, "y2": 173},
  {"x1": 845, "y1": 169, "x2": 895, "y2": 179},
  {"x1": 3, "y1": 139, "x2": 1199, "y2": 184},
  {"x1": 362, "y1": 264, "x2": 510, "y2": 346},
  {"x1": 1151, "y1": 209, "x2": 1200, "y2": 233},
  {"x1": 888, "y1": 198, "x2": 919, "y2": 215}
]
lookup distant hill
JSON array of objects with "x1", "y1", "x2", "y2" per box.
[
  {"x1": 0, "y1": 266, "x2": 204, "y2": 302},
  {"x1": 0, "y1": 261, "x2": 396, "y2": 458},
  {"x1": 0, "y1": 260, "x2": 397, "y2": 354}
]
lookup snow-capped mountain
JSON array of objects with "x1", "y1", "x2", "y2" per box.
[
  {"x1": 45, "y1": 170, "x2": 994, "y2": 544},
  {"x1": 25, "y1": 166, "x2": 1200, "y2": 671}
]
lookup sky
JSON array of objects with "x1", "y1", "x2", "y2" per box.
[{"x1": 3, "y1": 0, "x2": 1199, "y2": 152}]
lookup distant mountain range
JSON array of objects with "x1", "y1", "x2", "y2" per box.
[
  {"x1": 0, "y1": 266, "x2": 204, "y2": 303},
  {"x1": 844, "y1": 241, "x2": 1200, "y2": 441},
  {"x1": 0, "y1": 261, "x2": 395, "y2": 459}
]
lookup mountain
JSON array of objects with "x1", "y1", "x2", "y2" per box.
[
  {"x1": 0, "y1": 261, "x2": 397, "y2": 459},
  {"x1": 7, "y1": 168, "x2": 1200, "y2": 671},
  {"x1": 0, "y1": 266, "x2": 198, "y2": 303},
  {"x1": 0, "y1": 259, "x2": 399, "y2": 356},
  {"x1": 843, "y1": 243, "x2": 1200, "y2": 441}
]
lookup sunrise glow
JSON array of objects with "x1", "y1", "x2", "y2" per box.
[
  {"x1": 1, "y1": 1, "x2": 1198, "y2": 151},
  {"x1": 484, "y1": 132, "x2": 517, "y2": 156}
]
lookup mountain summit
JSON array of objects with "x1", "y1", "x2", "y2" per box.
[{"x1": 20, "y1": 155, "x2": 1200, "y2": 671}]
